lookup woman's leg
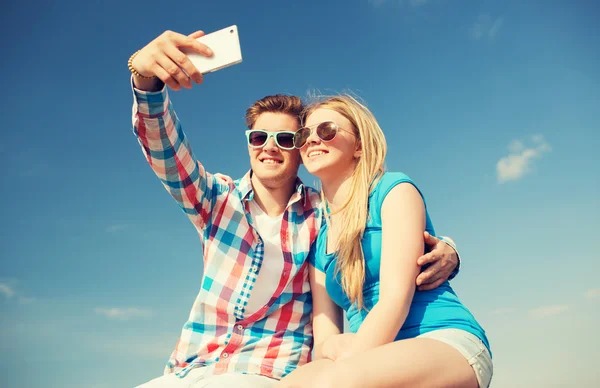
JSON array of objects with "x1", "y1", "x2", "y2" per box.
[
  {"x1": 278, "y1": 359, "x2": 335, "y2": 387},
  {"x1": 194, "y1": 372, "x2": 278, "y2": 388},
  {"x1": 312, "y1": 338, "x2": 479, "y2": 388}
]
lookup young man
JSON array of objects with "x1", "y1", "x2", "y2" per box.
[{"x1": 129, "y1": 30, "x2": 460, "y2": 388}]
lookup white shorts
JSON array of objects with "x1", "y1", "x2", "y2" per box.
[
  {"x1": 135, "y1": 368, "x2": 278, "y2": 388},
  {"x1": 417, "y1": 328, "x2": 493, "y2": 388}
]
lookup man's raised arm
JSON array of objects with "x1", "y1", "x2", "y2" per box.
[{"x1": 129, "y1": 30, "x2": 228, "y2": 234}]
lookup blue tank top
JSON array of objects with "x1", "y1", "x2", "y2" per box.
[{"x1": 310, "y1": 172, "x2": 491, "y2": 353}]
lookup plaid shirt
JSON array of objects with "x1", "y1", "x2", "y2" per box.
[{"x1": 131, "y1": 85, "x2": 323, "y2": 380}]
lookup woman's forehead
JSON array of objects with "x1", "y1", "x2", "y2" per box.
[{"x1": 306, "y1": 108, "x2": 349, "y2": 125}]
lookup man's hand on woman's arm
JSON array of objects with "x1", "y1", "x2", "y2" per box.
[{"x1": 416, "y1": 232, "x2": 460, "y2": 291}]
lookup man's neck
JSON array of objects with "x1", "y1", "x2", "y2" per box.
[{"x1": 250, "y1": 174, "x2": 297, "y2": 217}]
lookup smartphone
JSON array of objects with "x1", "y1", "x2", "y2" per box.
[{"x1": 184, "y1": 25, "x2": 243, "y2": 74}]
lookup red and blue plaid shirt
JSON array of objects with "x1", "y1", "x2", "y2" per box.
[{"x1": 131, "y1": 85, "x2": 323, "y2": 380}]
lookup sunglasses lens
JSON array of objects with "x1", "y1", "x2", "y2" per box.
[
  {"x1": 276, "y1": 133, "x2": 295, "y2": 149},
  {"x1": 294, "y1": 128, "x2": 310, "y2": 148},
  {"x1": 248, "y1": 131, "x2": 268, "y2": 147},
  {"x1": 317, "y1": 122, "x2": 338, "y2": 141}
]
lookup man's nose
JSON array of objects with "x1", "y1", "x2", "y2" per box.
[{"x1": 263, "y1": 136, "x2": 279, "y2": 151}]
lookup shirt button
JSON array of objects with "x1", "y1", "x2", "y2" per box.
[
  {"x1": 222, "y1": 352, "x2": 229, "y2": 359},
  {"x1": 252, "y1": 265, "x2": 259, "y2": 273},
  {"x1": 236, "y1": 324, "x2": 244, "y2": 331}
]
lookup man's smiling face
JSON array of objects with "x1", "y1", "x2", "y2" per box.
[{"x1": 248, "y1": 112, "x2": 302, "y2": 189}]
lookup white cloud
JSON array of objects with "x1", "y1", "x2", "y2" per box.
[
  {"x1": 94, "y1": 307, "x2": 152, "y2": 320},
  {"x1": 106, "y1": 224, "x2": 126, "y2": 233},
  {"x1": 471, "y1": 14, "x2": 504, "y2": 41},
  {"x1": 529, "y1": 305, "x2": 569, "y2": 319},
  {"x1": 0, "y1": 281, "x2": 35, "y2": 304},
  {"x1": 584, "y1": 288, "x2": 600, "y2": 300},
  {"x1": 496, "y1": 135, "x2": 551, "y2": 183},
  {"x1": 0, "y1": 283, "x2": 15, "y2": 298}
]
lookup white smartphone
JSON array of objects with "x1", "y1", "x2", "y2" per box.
[{"x1": 184, "y1": 25, "x2": 243, "y2": 74}]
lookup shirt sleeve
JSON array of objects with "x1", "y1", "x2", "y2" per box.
[
  {"x1": 131, "y1": 79, "x2": 229, "y2": 234},
  {"x1": 371, "y1": 173, "x2": 433, "y2": 234}
]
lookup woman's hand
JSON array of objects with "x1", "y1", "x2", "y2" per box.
[{"x1": 321, "y1": 333, "x2": 356, "y2": 361}]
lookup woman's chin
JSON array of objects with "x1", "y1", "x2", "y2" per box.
[{"x1": 304, "y1": 163, "x2": 328, "y2": 180}]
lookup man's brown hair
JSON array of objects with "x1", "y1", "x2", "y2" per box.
[{"x1": 245, "y1": 95, "x2": 304, "y2": 129}]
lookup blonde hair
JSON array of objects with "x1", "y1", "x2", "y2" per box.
[{"x1": 303, "y1": 95, "x2": 387, "y2": 308}]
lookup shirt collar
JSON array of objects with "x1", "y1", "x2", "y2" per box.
[{"x1": 237, "y1": 170, "x2": 307, "y2": 206}]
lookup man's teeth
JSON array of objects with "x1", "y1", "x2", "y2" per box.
[
  {"x1": 262, "y1": 159, "x2": 281, "y2": 164},
  {"x1": 309, "y1": 151, "x2": 326, "y2": 157}
]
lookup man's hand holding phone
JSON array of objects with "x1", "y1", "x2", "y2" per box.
[{"x1": 130, "y1": 30, "x2": 213, "y2": 92}]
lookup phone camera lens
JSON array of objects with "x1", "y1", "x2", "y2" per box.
[{"x1": 230, "y1": 29, "x2": 234, "y2": 33}]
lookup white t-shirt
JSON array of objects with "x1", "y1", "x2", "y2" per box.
[{"x1": 245, "y1": 200, "x2": 285, "y2": 314}]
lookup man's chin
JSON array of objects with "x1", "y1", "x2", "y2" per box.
[
  {"x1": 253, "y1": 167, "x2": 297, "y2": 188},
  {"x1": 254, "y1": 170, "x2": 284, "y2": 183}
]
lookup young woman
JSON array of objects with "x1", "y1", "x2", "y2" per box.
[{"x1": 279, "y1": 96, "x2": 492, "y2": 388}]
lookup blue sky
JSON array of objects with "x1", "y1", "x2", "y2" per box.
[{"x1": 1, "y1": 0, "x2": 598, "y2": 387}]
